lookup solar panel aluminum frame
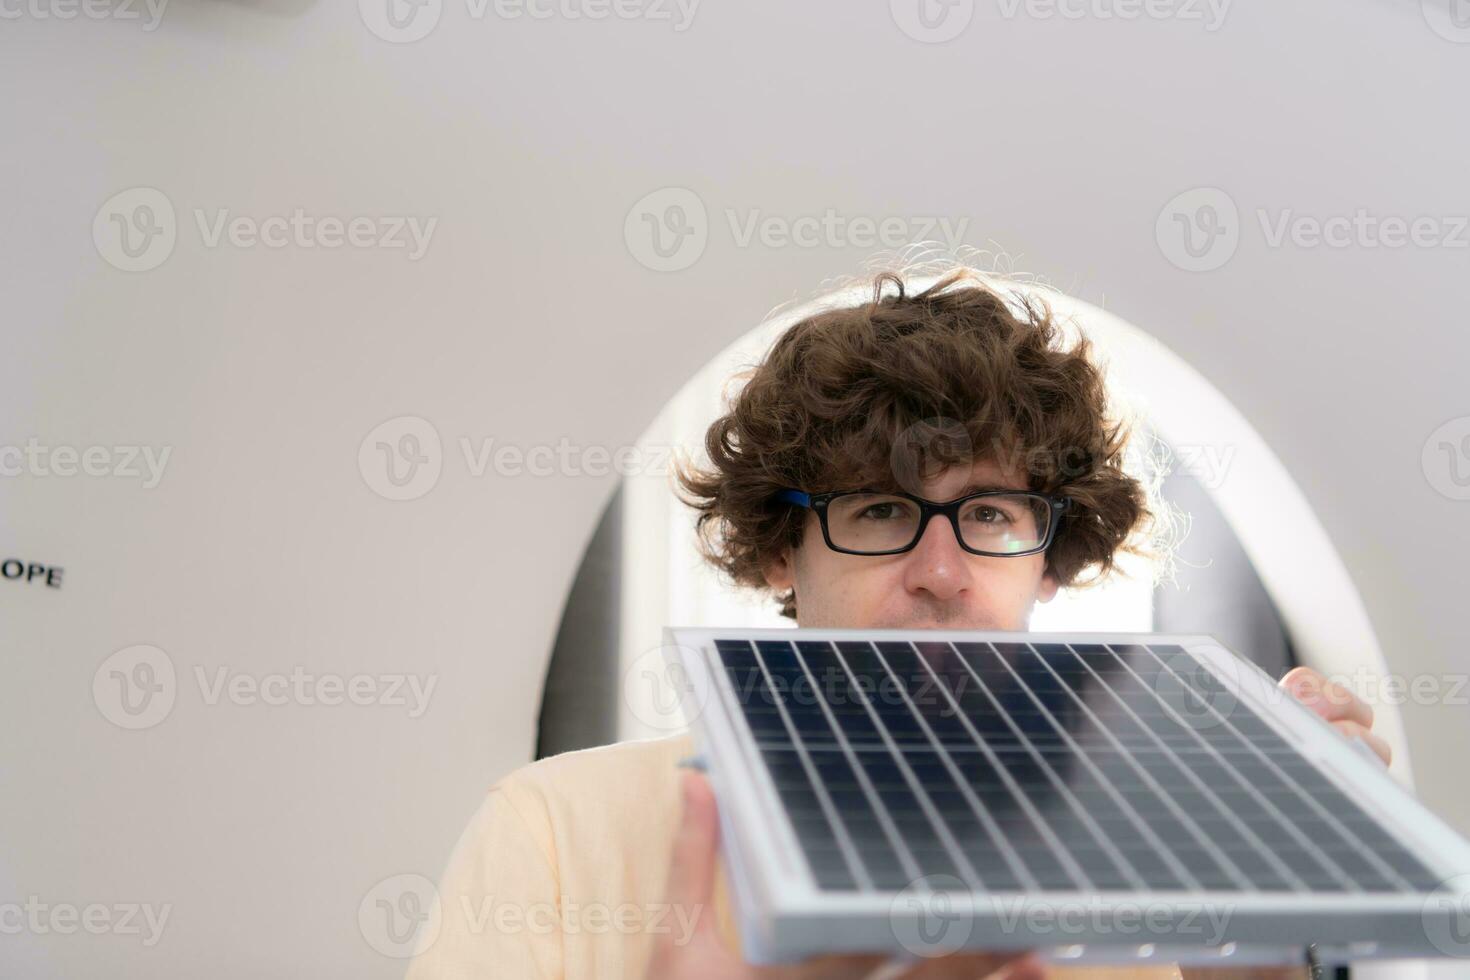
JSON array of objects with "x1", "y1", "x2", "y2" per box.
[{"x1": 662, "y1": 626, "x2": 1470, "y2": 968}]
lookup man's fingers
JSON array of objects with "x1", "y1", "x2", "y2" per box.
[
  {"x1": 1322, "y1": 676, "x2": 1374, "y2": 726},
  {"x1": 862, "y1": 950, "x2": 1043, "y2": 980},
  {"x1": 1331, "y1": 720, "x2": 1392, "y2": 767},
  {"x1": 663, "y1": 770, "x2": 720, "y2": 936},
  {"x1": 989, "y1": 953, "x2": 1047, "y2": 980},
  {"x1": 945, "y1": 951, "x2": 1045, "y2": 980},
  {"x1": 787, "y1": 953, "x2": 893, "y2": 980},
  {"x1": 1281, "y1": 667, "x2": 1374, "y2": 727}
]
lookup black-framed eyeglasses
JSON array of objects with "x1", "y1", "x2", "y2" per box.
[{"x1": 775, "y1": 487, "x2": 1072, "y2": 557}]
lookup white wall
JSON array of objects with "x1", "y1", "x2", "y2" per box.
[{"x1": 3, "y1": 2, "x2": 1469, "y2": 976}]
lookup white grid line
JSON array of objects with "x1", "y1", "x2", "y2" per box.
[
  {"x1": 860, "y1": 641, "x2": 1036, "y2": 891},
  {"x1": 1135, "y1": 643, "x2": 1415, "y2": 892},
  {"x1": 910, "y1": 641, "x2": 1098, "y2": 890},
  {"x1": 1022, "y1": 641, "x2": 1291, "y2": 890},
  {"x1": 973, "y1": 640, "x2": 1229, "y2": 890},
  {"x1": 738, "y1": 640, "x2": 874, "y2": 891}
]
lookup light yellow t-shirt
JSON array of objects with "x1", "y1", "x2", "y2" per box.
[{"x1": 405, "y1": 733, "x2": 1210, "y2": 980}]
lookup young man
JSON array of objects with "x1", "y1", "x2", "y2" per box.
[{"x1": 406, "y1": 271, "x2": 1389, "y2": 980}]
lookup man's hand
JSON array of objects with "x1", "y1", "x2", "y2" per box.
[
  {"x1": 650, "y1": 667, "x2": 1386, "y2": 979},
  {"x1": 1279, "y1": 666, "x2": 1391, "y2": 766},
  {"x1": 647, "y1": 770, "x2": 1045, "y2": 980},
  {"x1": 1178, "y1": 667, "x2": 1391, "y2": 980}
]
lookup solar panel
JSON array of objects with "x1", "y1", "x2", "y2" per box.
[{"x1": 663, "y1": 628, "x2": 1470, "y2": 968}]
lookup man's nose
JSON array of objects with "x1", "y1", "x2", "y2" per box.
[{"x1": 902, "y1": 515, "x2": 972, "y2": 602}]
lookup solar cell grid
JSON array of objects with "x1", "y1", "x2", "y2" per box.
[{"x1": 712, "y1": 637, "x2": 1441, "y2": 897}]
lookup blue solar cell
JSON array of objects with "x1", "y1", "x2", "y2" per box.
[{"x1": 711, "y1": 635, "x2": 1439, "y2": 897}]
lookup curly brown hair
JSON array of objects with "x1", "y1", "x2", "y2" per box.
[{"x1": 674, "y1": 269, "x2": 1167, "y2": 620}]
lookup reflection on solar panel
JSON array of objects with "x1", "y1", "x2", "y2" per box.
[{"x1": 665, "y1": 628, "x2": 1470, "y2": 968}]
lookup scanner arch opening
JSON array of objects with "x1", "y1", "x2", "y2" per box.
[{"x1": 545, "y1": 274, "x2": 1410, "y2": 788}]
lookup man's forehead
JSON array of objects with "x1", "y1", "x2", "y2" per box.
[
  {"x1": 837, "y1": 454, "x2": 1031, "y2": 496},
  {"x1": 919, "y1": 458, "x2": 1029, "y2": 496}
]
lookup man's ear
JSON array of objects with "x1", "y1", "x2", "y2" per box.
[
  {"x1": 762, "y1": 546, "x2": 794, "y2": 592},
  {"x1": 1037, "y1": 569, "x2": 1060, "y2": 603}
]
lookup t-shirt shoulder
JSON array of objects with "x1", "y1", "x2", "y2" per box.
[
  {"x1": 497, "y1": 731, "x2": 695, "y2": 802},
  {"x1": 487, "y1": 732, "x2": 696, "y2": 873}
]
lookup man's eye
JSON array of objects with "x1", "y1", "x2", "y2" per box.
[
  {"x1": 965, "y1": 506, "x2": 1010, "y2": 524},
  {"x1": 858, "y1": 503, "x2": 902, "y2": 520}
]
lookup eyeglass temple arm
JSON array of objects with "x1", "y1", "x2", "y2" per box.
[{"x1": 775, "y1": 489, "x2": 812, "y2": 508}]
